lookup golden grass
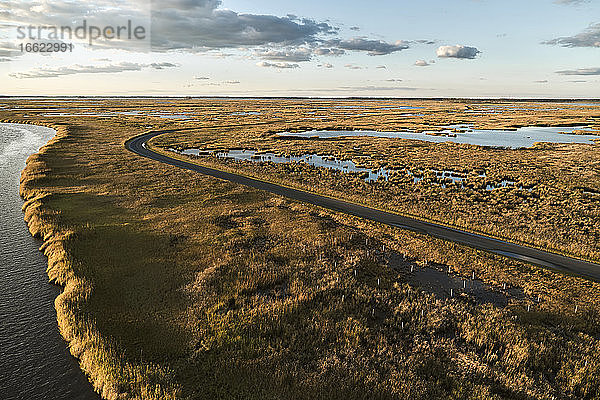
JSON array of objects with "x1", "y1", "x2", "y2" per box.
[{"x1": 1, "y1": 98, "x2": 600, "y2": 399}]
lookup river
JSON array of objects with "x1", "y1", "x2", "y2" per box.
[{"x1": 0, "y1": 123, "x2": 99, "y2": 399}]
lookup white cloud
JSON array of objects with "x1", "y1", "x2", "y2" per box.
[
  {"x1": 256, "y1": 61, "x2": 299, "y2": 69},
  {"x1": 344, "y1": 64, "x2": 364, "y2": 70},
  {"x1": 414, "y1": 59, "x2": 430, "y2": 66},
  {"x1": 554, "y1": 0, "x2": 590, "y2": 4},
  {"x1": 555, "y1": 67, "x2": 600, "y2": 75},
  {"x1": 9, "y1": 62, "x2": 177, "y2": 79},
  {"x1": 337, "y1": 85, "x2": 417, "y2": 91},
  {"x1": 436, "y1": 45, "x2": 481, "y2": 59}
]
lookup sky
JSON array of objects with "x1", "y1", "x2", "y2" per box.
[{"x1": 0, "y1": 0, "x2": 599, "y2": 97}]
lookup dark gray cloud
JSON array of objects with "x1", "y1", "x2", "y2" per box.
[
  {"x1": 255, "y1": 48, "x2": 313, "y2": 62},
  {"x1": 543, "y1": 23, "x2": 600, "y2": 47},
  {"x1": 0, "y1": 0, "x2": 336, "y2": 54},
  {"x1": 151, "y1": 0, "x2": 337, "y2": 51},
  {"x1": 254, "y1": 46, "x2": 344, "y2": 63},
  {"x1": 436, "y1": 45, "x2": 481, "y2": 59},
  {"x1": 555, "y1": 67, "x2": 600, "y2": 75},
  {"x1": 150, "y1": 62, "x2": 177, "y2": 69},
  {"x1": 326, "y1": 38, "x2": 409, "y2": 55},
  {"x1": 9, "y1": 62, "x2": 177, "y2": 78},
  {"x1": 1, "y1": 0, "x2": 412, "y2": 70}
]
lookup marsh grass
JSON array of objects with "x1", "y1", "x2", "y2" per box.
[{"x1": 2, "y1": 98, "x2": 600, "y2": 399}]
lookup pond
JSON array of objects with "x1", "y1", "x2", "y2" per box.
[
  {"x1": 276, "y1": 125, "x2": 598, "y2": 149},
  {"x1": 173, "y1": 148, "x2": 531, "y2": 191}
]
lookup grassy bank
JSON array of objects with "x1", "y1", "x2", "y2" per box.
[{"x1": 2, "y1": 98, "x2": 600, "y2": 399}]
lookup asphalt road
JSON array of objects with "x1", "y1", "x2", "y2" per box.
[{"x1": 126, "y1": 130, "x2": 600, "y2": 282}]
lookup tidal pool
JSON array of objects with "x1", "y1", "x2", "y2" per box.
[
  {"x1": 277, "y1": 125, "x2": 598, "y2": 148},
  {"x1": 172, "y1": 148, "x2": 530, "y2": 191},
  {"x1": 177, "y1": 148, "x2": 389, "y2": 182}
]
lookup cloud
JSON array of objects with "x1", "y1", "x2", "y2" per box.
[
  {"x1": 0, "y1": 0, "x2": 417, "y2": 75},
  {"x1": 195, "y1": 76, "x2": 210, "y2": 80},
  {"x1": 543, "y1": 23, "x2": 600, "y2": 47},
  {"x1": 199, "y1": 79, "x2": 241, "y2": 86},
  {"x1": 344, "y1": 64, "x2": 364, "y2": 70},
  {"x1": 337, "y1": 85, "x2": 417, "y2": 91},
  {"x1": 554, "y1": 0, "x2": 590, "y2": 4},
  {"x1": 376, "y1": 65, "x2": 387, "y2": 69},
  {"x1": 437, "y1": 45, "x2": 480, "y2": 59},
  {"x1": 256, "y1": 61, "x2": 299, "y2": 69},
  {"x1": 325, "y1": 38, "x2": 409, "y2": 55},
  {"x1": 0, "y1": 40, "x2": 18, "y2": 58},
  {"x1": 555, "y1": 67, "x2": 600, "y2": 75},
  {"x1": 150, "y1": 62, "x2": 177, "y2": 69},
  {"x1": 255, "y1": 46, "x2": 345, "y2": 63},
  {"x1": 0, "y1": 0, "x2": 337, "y2": 55},
  {"x1": 0, "y1": 0, "x2": 415, "y2": 75},
  {"x1": 534, "y1": 80, "x2": 548, "y2": 83},
  {"x1": 317, "y1": 63, "x2": 334, "y2": 68},
  {"x1": 385, "y1": 79, "x2": 403, "y2": 82},
  {"x1": 255, "y1": 48, "x2": 313, "y2": 62},
  {"x1": 9, "y1": 61, "x2": 177, "y2": 78},
  {"x1": 414, "y1": 59, "x2": 430, "y2": 66},
  {"x1": 151, "y1": 1, "x2": 337, "y2": 51},
  {"x1": 312, "y1": 47, "x2": 345, "y2": 56}
]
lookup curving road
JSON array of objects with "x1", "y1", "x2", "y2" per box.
[{"x1": 126, "y1": 130, "x2": 600, "y2": 282}]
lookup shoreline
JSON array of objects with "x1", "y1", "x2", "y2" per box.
[
  {"x1": 13, "y1": 119, "x2": 182, "y2": 400},
  {"x1": 16, "y1": 121, "x2": 110, "y2": 399}
]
